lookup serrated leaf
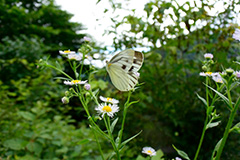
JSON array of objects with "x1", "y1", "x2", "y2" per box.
[
  {"x1": 206, "y1": 121, "x2": 221, "y2": 129},
  {"x1": 26, "y1": 141, "x2": 42, "y2": 155},
  {"x1": 110, "y1": 118, "x2": 118, "y2": 133},
  {"x1": 3, "y1": 138, "x2": 27, "y2": 150},
  {"x1": 172, "y1": 145, "x2": 190, "y2": 160}
]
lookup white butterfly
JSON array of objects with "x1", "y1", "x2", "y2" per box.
[{"x1": 106, "y1": 49, "x2": 144, "y2": 92}]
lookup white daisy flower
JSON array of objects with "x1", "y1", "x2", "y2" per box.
[
  {"x1": 233, "y1": 28, "x2": 240, "y2": 41},
  {"x1": 95, "y1": 103, "x2": 119, "y2": 118},
  {"x1": 142, "y1": 147, "x2": 156, "y2": 157},
  {"x1": 204, "y1": 53, "x2": 213, "y2": 59},
  {"x1": 64, "y1": 80, "x2": 88, "y2": 85},
  {"x1": 67, "y1": 53, "x2": 83, "y2": 61},
  {"x1": 99, "y1": 96, "x2": 119, "y2": 104},
  {"x1": 175, "y1": 157, "x2": 182, "y2": 160},
  {"x1": 212, "y1": 72, "x2": 223, "y2": 83},
  {"x1": 59, "y1": 50, "x2": 76, "y2": 55},
  {"x1": 234, "y1": 71, "x2": 240, "y2": 78},
  {"x1": 199, "y1": 72, "x2": 212, "y2": 77}
]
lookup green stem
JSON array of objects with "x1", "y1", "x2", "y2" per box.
[
  {"x1": 118, "y1": 91, "x2": 132, "y2": 149},
  {"x1": 92, "y1": 128, "x2": 105, "y2": 160},
  {"x1": 193, "y1": 76, "x2": 210, "y2": 160},
  {"x1": 193, "y1": 115, "x2": 208, "y2": 160},
  {"x1": 214, "y1": 85, "x2": 238, "y2": 160},
  {"x1": 103, "y1": 116, "x2": 121, "y2": 160}
]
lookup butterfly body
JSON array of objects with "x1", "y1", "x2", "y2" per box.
[{"x1": 106, "y1": 49, "x2": 144, "y2": 91}]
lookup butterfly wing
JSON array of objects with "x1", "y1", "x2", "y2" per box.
[
  {"x1": 106, "y1": 49, "x2": 144, "y2": 91},
  {"x1": 107, "y1": 63, "x2": 139, "y2": 91}
]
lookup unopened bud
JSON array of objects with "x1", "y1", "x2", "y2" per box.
[
  {"x1": 61, "y1": 97, "x2": 69, "y2": 104},
  {"x1": 202, "y1": 65, "x2": 207, "y2": 71},
  {"x1": 65, "y1": 91, "x2": 70, "y2": 96},
  {"x1": 226, "y1": 68, "x2": 234, "y2": 76},
  {"x1": 84, "y1": 83, "x2": 91, "y2": 91}
]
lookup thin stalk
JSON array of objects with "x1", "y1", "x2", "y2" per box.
[
  {"x1": 194, "y1": 77, "x2": 210, "y2": 160},
  {"x1": 78, "y1": 94, "x2": 109, "y2": 138},
  {"x1": 118, "y1": 91, "x2": 132, "y2": 149},
  {"x1": 214, "y1": 84, "x2": 238, "y2": 160},
  {"x1": 92, "y1": 128, "x2": 105, "y2": 160},
  {"x1": 193, "y1": 116, "x2": 208, "y2": 160},
  {"x1": 103, "y1": 116, "x2": 121, "y2": 160}
]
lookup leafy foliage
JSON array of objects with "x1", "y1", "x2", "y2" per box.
[{"x1": 103, "y1": 0, "x2": 240, "y2": 159}]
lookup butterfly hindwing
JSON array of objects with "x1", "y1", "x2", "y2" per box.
[{"x1": 106, "y1": 49, "x2": 144, "y2": 91}]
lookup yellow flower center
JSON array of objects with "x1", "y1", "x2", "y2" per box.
[
  {"x1": 147, "y1": 150, "x2": 152, "y2": 154},
  {"x1": 206, "y1": 72, "x2": 212, "y2": 75},
  {"x1": 108, "y1": 63, "x2": 112, "y2": 67},
  {"x1": 64, "y1": 50, "x2": 71, "y2": 53},
  {"x1": 106, "y1": 97, "x2": 112, "y2": 101},
  {"x1": 71, "y1": 80, "x2": 80, "y2": 84},
  {"x1": 102, "y1": 106, "x2": 112, "y2": 112}
]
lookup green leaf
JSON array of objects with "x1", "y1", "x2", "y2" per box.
[
  {"x1": 206, "y1": 85, "x2": 232, "y2": 110},
  {"x1": 55, "y1": 61, "x2": 62, "y2": 70},
  {"x1": 18, "y1": 111, "x2": 36, "y2": 121},
  {"x1": 120, "y1": 130, "x2": 142, "y2": 148},
  {"x1": 3, "y1": 138, "x2": 27, "y2": 150},
  {"x1": 172, "y1": 145, "x2": 190, "y2": 160},
  {"x1": 152, "y1": 149, "x2": 164, "y2": 160},
  {"x1": 26, "y1": 141, "x2": 43, "y2": 155},
  {"x1": 17, "y1": 154, "x2": 38, "y2": 160},
  {"x1": 127, "y1": 100, "x2": 139, "y2": 108},
  {"x1": 136, "y1": 155, "x2": 147, "y2": 160},
  {"x1": 77, "y1": 139, "x2": 90, "y2": 145},
  {"x1": 211, "y1": 138, "x2": 222, "y2": 160},
  {"x1": 110, "y1": 118, "x2": 118, "y2": 133},
  {"x1": 206, "y1": 121, "x2": 221, "y2": 129},
  {"x1": 196, "y1": 93, "x2": 207, "y2": 107}
]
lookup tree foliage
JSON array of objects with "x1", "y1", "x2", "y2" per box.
[{"x1": 102, "y1": 0, "x2": 240, "y2": 159}]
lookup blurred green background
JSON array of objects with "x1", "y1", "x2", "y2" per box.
[{"x1": 0, "y1": 0, "x2": 240, "y2": 159}]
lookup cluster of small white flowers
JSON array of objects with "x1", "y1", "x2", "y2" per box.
[{"x1": 233, "y1": 28, "x2": 240, "y2": 41}]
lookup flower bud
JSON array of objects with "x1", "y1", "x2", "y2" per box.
[
  {"x1": 61, "y1": 97, "x2": 69, "y2": 104},
  {"x1": 202, "y1": 65, "x2": 207, "y2": 71},
  {"x1": 235, "y1": 71, "x2": 240, "y2": 78},
  {"x1": 226, "y1": 68, "x2": 234, "y2": 76},
  {"x1": 84, "y1": 83, "x2": 91, "y2": 91},
  {"x1": 65, "y1": 91, "x2": 70, "y2": 96}
]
